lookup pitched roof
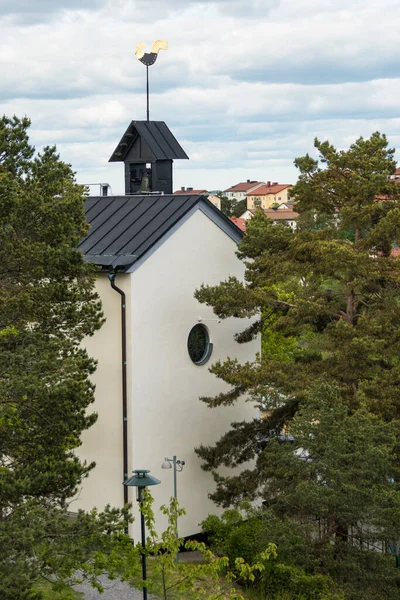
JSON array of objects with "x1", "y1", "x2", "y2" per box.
[
  {"x1": 79, "y1": 194, "x2": 242, "y2": 271},
  {"x1": 230, "y1": 217, "x2": 247, "y2": 231},
  {"x1": 264, "y1": 208, "x2": 298, "y2": 220},
  {"x1": 248, "y1": 208, "x2": 299, "y2": 220},
  {"x1": 173, "y1": 189, "x2": 208, "y2": 195},
  {"x1": 109, "y1": 121, "x2": 189, "y2": 163},
  {"x1": 247, "y1": 184, "x2": 292, "y2": 196},
  {"x1": 224, "y1": 181, "x2": 264, "y2": 193}
]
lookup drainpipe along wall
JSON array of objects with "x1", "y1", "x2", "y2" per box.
[{"x1": 108, "y1": 272, "x2": 129, "y2": 509}]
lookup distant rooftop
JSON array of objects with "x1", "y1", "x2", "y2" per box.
[
  {"x1": 247, "y1": 183, "x2": 292, "y2": 196},
  {"x1": 230, "y1": 217, "x2": 247, "y2": 231},
  {"x1": 224, "y1": 181, "x2": 264, "y2": 193},
  {"x1": 174, "y1": 187, "x2": 208, "y2": 195},
  {"x1": 248, "y1": 208, "x2": 299, "y2": 220}
]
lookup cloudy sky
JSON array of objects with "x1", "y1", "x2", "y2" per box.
[{"x1": 1, "y1": 0, "x2": 399, "y2": 194}]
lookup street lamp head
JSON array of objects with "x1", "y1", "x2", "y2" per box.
[
  {"x1": 161, "y1": 458, "x2": 172, "y2": 469},
  {"x1": 124, "y1": 469, "x2": 161, "y2": 488}
]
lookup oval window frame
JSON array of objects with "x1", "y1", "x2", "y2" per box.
[{"x1": 187, "y1": 323, "x2": 213, "y2": 366}]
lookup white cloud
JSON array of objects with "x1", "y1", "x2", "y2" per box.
[{"x1": 0, "y1": 0, "x2": 399, "y2": 193}]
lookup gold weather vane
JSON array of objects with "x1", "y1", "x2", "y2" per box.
[
  {"x1": 135, "y1": 39, "x2": 168, "y2": 66},
  {"x1": 135, "y1": 40, "x2": 168, "y2": 121}
]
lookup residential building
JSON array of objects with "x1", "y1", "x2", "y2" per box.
[
  {"x1": 389, "y1": 167, "x2": 400, "y2": 180},
  {"x1": 223, "y1": 180, "x2": 264, "y2": 202},
  {"x1": 246, "y1": 182, "x2": 293, "y2": 209},
  {"x1": 240, "y1": 205, "x2": 299, "y2": 229},
  {"x1": 208, "y1": 195, "x2": 221, "y2": 210}
]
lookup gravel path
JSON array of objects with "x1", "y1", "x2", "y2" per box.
[
  {"x1": 73, "y1": 552, "x2": 201, "y2": 598},
  {"x1": 73, "y1": 575, "x2": 157, "y2": 600}
]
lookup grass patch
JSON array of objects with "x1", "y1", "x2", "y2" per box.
[{"x1": 34, "y1": 581, "x2": 83, "y2": 600}]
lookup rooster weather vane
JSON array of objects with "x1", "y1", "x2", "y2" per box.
[{"x1": 135, "y1": 40, "x2": 168, "y2": 121}]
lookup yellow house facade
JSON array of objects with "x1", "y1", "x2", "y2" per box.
[
  {"x1": 246, "y1": 182, "x2": 292, "y2": 209},
  {"x1": 208, "y1": 194, "x2": 221, "y2": 210}
]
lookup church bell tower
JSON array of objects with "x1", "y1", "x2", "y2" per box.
[
  {"x1": 109, "y1": 41, "x2": 188, "y2": 195},
  {"x1": 108, "y1": 120, "x2": 188, "y2": 195}
]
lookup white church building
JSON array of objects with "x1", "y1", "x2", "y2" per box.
[{"x1": 73, "y1": 120, "x2": 259, "y2": 539}]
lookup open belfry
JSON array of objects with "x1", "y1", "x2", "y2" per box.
[{"x1": 109, "y1": 40, "x2": 188, "y2": 196}]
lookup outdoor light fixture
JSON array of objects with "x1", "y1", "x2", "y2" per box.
[
  {"x1": 124, "y1": 469, "x2": 160, "y2": 600},
  {"x1": 161, "y1": 456, "x2": 185, "y2": 499},
  {"x1": 161, "y1": 456, "x2": 185, "y2": 560}
]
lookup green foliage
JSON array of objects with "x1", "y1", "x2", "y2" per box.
[
  {"x1": 261, "y1": 565, "x2": 345, "y2": 600},
  {"x1": 202, "y1": 504, "x2": 345, "y2": 600},
  {"x1": 194, "y1": 133, "x2": 400, "y2": 598},
  {"x1": 0, "y1": 116, "x2": 127, "y2": 599},
  {"x1": 219, "y1": 192, "x2": 247, "y2": 218},
  {"x1": 127, "y1": 490, "x2": 277, "y2": 600},
  {"x1": 202, "y1": 501, "x2": 400, "y2": 600},
  {"x1": 202, "y1": 503, "x2": 265, "y2": 565},
  {"x1": 34, "y1": 582, "x2": 82, "y2": 600},
  {"x1": 264, "y1": 383, "x2": 400, "y2": 533}
]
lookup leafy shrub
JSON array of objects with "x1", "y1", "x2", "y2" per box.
[{"x1": 202, "y1": 506, "x2": 343, "y2": 600}]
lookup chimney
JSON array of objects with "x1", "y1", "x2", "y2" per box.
[
  {"x1": 187, "y1": 187, "x2": 193, "y2": 191},
  {"x1": 267, "y1": 181, "x2": 271, "y2": 187},
  {"x1": 272, "y1": 181, "x2": 278, "y2": 185},
  {"x1": 247, "y1": 179, "x2": 250, "y2": 183},
  {"x1": 181, "y1": 186, "x2": 185, "y2": 191}
]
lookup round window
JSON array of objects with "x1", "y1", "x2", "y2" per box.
[{"x1": 187, "y1": 324, "x2": 213, "y2": 365}]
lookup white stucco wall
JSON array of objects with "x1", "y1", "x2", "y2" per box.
[
  {"x1": 128, "y1": 208, "x2": 258, "y2": 539},
  {"x1": 73, "y1": 274, "x2": 132, "y2": 513},
  {"x1": 74, "y1": 207, "x2": 259, "y2": 540}
]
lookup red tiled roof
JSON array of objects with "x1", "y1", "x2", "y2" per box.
[
  {"x1": 264, "y1": 209, "x2": 298, "y2": 220},
  {"x1": 173, "y1": 189, "x2": 208, "y2": 195},
  {"x1": 395, "y1": 168, "x2": 400, "y2": 175},
  {"x1": 224, "y1": 181, "x2": 264, "y2": 193},
  {"x1": 247, "y1": 184, "x2": 292, "y2": 196},
  {"x1": 230, "y1": 217, "x2": 247, "y2": 231},
  {"x1": 249, "y1": 208, "x2": 298, "y2": 220}
]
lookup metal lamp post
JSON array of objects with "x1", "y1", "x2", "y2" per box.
[
  {"x1": 161, "y1": 456, "x2": 185, "y2": 560},
  {"x1": 124, "y1": 469, "x2": 160, "y2": 600},
  {"x1": 161, "y1": 456, "x2": 185, "y2": 500}
]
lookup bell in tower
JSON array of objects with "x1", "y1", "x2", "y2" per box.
[
  {"x1": 137, "y1": 166, "x2": 152, "y2": 194},
  {"x1": 108, "y1": 121, "x2": 189, "y2": 195}
]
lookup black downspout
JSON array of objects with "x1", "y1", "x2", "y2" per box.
[{"x1": 108, "y1": 272, "x2": 129, "y2": 512}]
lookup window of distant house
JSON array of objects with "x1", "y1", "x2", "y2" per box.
[{"x1": 187, "y1": 324, "x2": 213, "y2": 365}]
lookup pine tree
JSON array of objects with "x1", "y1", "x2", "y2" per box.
[
  {"x1": 0, "y1": 116, "x2": 125, "y2": 599},
  {"x1": 219, "y1": 191, "x2": 247, "y2": 218},
  {"x1": 194, "y1": 133, "x2": 400, "y2": 596}
]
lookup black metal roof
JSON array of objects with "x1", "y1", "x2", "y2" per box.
[
  {"x1": 79, "y1": 194, "x2": 242, "y2": 271},
  {"x1": 109, "y1": 121, "x2": 189, "y2": 163}
]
